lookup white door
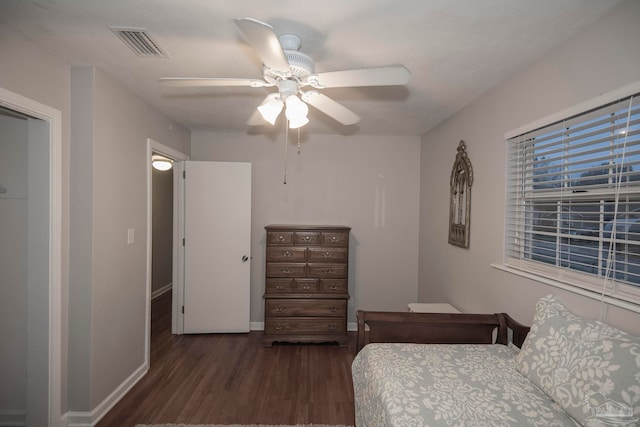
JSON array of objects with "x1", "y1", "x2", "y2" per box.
[{"x1": 182, "y1": 161, "x2": 251, "y2": 333}]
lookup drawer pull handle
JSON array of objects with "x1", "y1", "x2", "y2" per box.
[
  {"x1": 283, "y1": 251, "x2": 292, "y2": 258},
  {"x1": 302, "y1": 285, "x2": 311, "y2": 290},
  {"x1": 275, "y1": 306, "x2": 284, "y2": 312},
  {"x1": 330, "y1": 284, "x2": 338, "y2": 290},
  {"x1": 274, "y1": 325, "x2": 283, "y2": 331},
  {"x1": 330, "y1": 236, "x2": 338, "y2": 242},
  {"x1": 323, "y1": 251, "x2": 332, "y2": 258},
  {"x1": 282, "y1": 268, "x2": 291, "y2": 274},
  {"x1": 275, "y1": 285, "x2": 284, "y2": 290},
  {"x1": 328, "y1": 306, "x2": 338, "y2": 312},
  {"x1": 328, "y1": 324, "x2": 337, "y2": 331},
  {"x1": 277, "y1": 235, "x2": 285, "y2": 242},
  {"x1": 303, "y1": 236, "x2": 311, "y2": 241},
  {"x1": 324, "y1": 269, "x2": 333, "y2": 274}
]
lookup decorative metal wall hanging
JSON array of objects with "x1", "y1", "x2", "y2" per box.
[{"x1": 449, "y1": 140, "x2": 474, "y2": 248}]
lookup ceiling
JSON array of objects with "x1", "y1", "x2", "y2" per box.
[{"x1": 0, "y1": 0, "x2": 622, "y2": 136}]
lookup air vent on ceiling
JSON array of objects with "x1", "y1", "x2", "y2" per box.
[{"x1": 109, "y1": 26, "x2": 169, "y2": 58}]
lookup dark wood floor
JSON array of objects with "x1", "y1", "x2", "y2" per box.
[{"x1": 96, "y1": 292, "x2": 356, "y2": 426}]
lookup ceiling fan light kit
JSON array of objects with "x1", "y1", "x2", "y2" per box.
[
  {"x1": 160, "y1": 17, "x2": 411, "y2": 129},
  {"x1": 257, "y1": 94, "x2": 283, "y2": 125},
  {"x1": 269, "y1": 79, "x2": 310, "y2": 129},
  {"x1": 287, "y1": 115, "x2": 309, "y2": 130},
  {"x1": 285, "y1": 94, "x2": 308, "y2": 118}
]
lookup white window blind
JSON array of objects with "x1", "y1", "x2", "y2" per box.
[{"x1": 506, "y1": 93, "x2": 640, "y2": 299}]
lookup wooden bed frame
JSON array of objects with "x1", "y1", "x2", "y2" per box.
[{"x1": 356, "y1": 310, "x2": 530, "y2": 353}]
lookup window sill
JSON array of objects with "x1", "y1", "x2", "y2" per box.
[{"x1": 490, "y1": 263, "x2": 640, "y2": 314}]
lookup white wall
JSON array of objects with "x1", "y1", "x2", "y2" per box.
[
  {"x1": 74, "y1": 67, "x2": 190, "y2": 410},
  {"x1": 0, "y1": 114, "x2": 28, "y2": 418},
  {"x1": 191, "y1": 132, "x2": 421, "y2": 323},
  {"x1": 419, "y1": 0, "x2": 640, "y2": 335},
  {"x1": 68, "y1": 66, "x2": 94, "y2": 412}
]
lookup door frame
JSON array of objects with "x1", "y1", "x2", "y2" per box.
[
  {"x1": 145, "y1": 139, "x2": 188, "y2": 362},
  {"x1": 0, "y1": 88, "x2": 62, "y2": 427}
]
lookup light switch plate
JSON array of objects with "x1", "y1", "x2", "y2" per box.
[{"x1": 127, "y1": 228, "x2": 135, "y2": 244}]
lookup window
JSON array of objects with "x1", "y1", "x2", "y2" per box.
[{"x1": 505, "y1": 92, "x2": 640, "y2": 302}]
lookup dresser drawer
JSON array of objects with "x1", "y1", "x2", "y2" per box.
[
  {"x1": 267, "y1": 231, "x2": 294, "y2": 245},
  {"x1": 294, "y1": 231, "x2": 319, "y2": 245},
  {"x1": 308, "y1": 247, "x2": 347, "y2": 262},
  {"x1": 293, "y1": 279, "x2": 320, "y2": 293},
  {"x1": 308, "y1": 263, "x2": 347, "y2": 278},
  {"x1": 266, "y1": 299, "x2": 346, "y2": 317},
  {"x1": 321, "y1": 279, "x2": 347, "y2": 293},
  {"x1": 265, "y1": 279, "x2": 293, "y2": 293},
  {"x1": 321, "y1": 231, "x2": 349, "y2": 246},
  {"x1": 266, "y1": 263, "x2": 306, "y2": 277},
  {"x1": 266, "y1": 246, "x2": 306, "y2": 262},
  {"x1": 265, "y1": 318, "x2": 345, "y2": 335}
]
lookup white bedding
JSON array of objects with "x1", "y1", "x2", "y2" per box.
[{"x1": 352, "y1": 343, "x2": 579, "y2": 427}]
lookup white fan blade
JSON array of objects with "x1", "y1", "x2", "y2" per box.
[
  {"x1": 302, "y1": 91, "x2": 360, "y2": 126},
  {"x1": 159, "y1": 77, "x2": 268, "y2": 87},
  {"x1": 309, "y1": 65, "x2": 410, "y2": 88},
  {"x1": 234, "y1": 18, "x2": 291, "y2": 72}
]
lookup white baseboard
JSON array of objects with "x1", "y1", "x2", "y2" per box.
[
  {"x1": 250, "y1": 321, "x2": 264, "y2": 331},
  {"x1": 151, "y1": 283, "x2": 172, "y2": 300},
  {"x1": 0, "y1": 409, "x2": 26, "y2": 426},
  {"x1": 63, "y1": 361, "x2": 148, "y2": 427}
]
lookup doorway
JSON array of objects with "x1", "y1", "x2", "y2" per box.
[
  {"x1": 150, "y1": 153, "x2": 175, "y2": 344},
  {"x1": 145, "y1": 139, "x2": 188, "y2": 364},
  {"x1": 0, "y1": 89, "x2": 62, "y2": 427}
]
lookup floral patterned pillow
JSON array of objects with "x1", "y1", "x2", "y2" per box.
[{"x1": 515, "y1": 294, "x2": 640, "y2": 426}]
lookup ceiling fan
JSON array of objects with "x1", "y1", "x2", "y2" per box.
[{"x1": 160, "y1": 18, "x2": 411, "y2": 129}]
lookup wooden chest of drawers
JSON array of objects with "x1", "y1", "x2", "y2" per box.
[{"x1": 263, "y1": 225, "x2": 350, "y2": 346}]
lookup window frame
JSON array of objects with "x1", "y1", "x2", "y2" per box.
[{"x1": 501, "y1": 81, "x2": 640, "y2": 310}]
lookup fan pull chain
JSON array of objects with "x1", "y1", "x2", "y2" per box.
[
  {"x1": 297, "y1": 127, "x2": 301, "y2": 154},
  {"x1": 283, "y1": 119, "x2": 289, "y2": 184}
]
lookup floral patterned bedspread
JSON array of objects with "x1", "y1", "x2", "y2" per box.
[{"x1": 352, "y1": 343, "x2": 579, "y2": 427}]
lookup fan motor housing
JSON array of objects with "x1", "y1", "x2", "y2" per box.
[
  {"x1": 263, "y1": 49, "x2": 315, "y2": 83},
  {"x1": 264, "y1": 33, "x2": 315, "y2": 81},
  {"x1": 284, "y1": 50, "x2": 315, "y2": 77}
]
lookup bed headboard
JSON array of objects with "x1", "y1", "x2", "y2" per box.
[{"x1": 356, "y1": 310, "x2": 530, "y2": 353}]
